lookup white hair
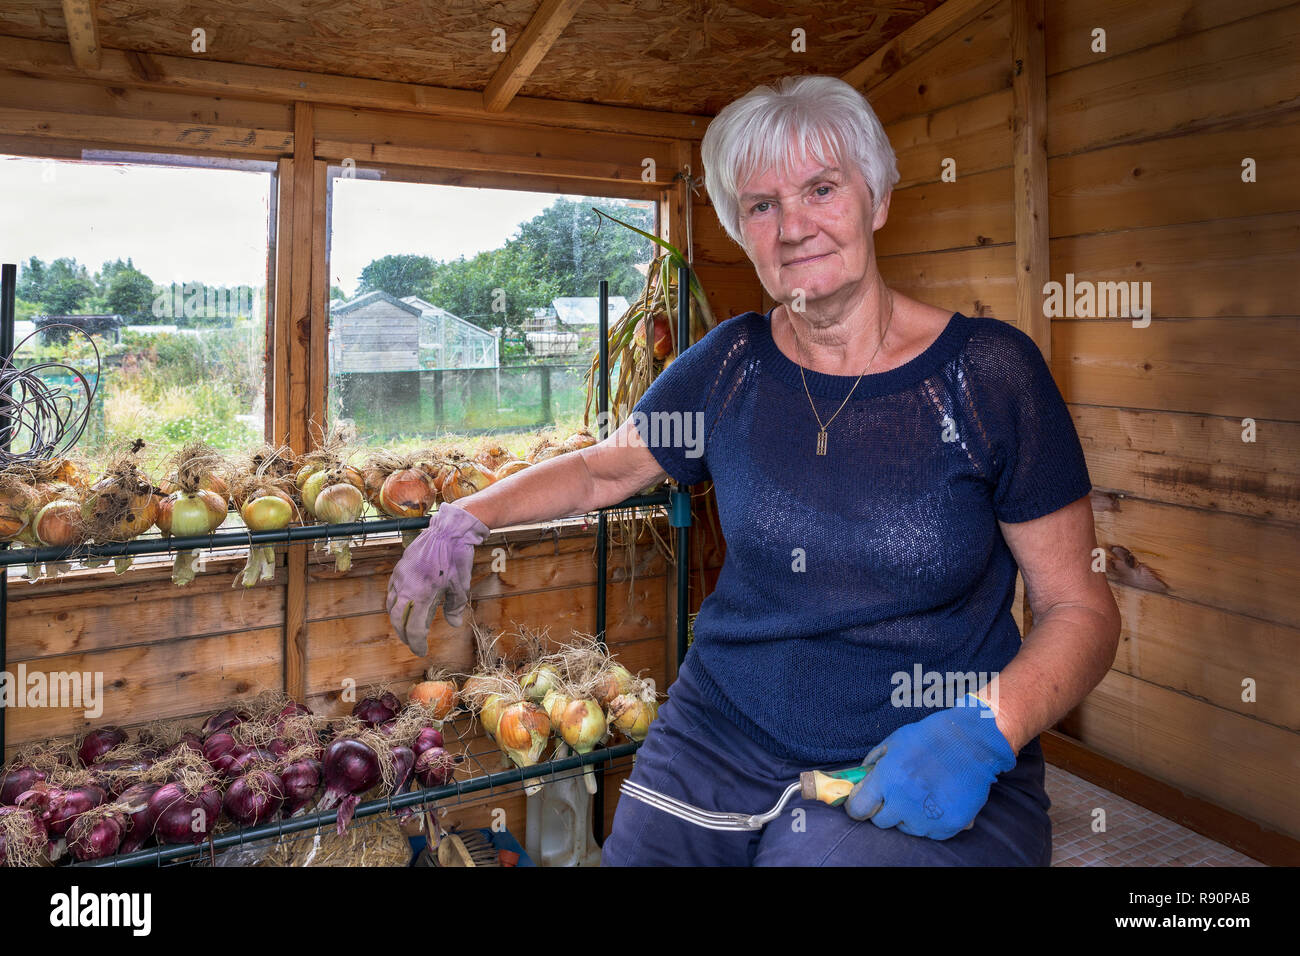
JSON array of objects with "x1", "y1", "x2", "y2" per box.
[{"x1": 700, "y1": 75, "x2": 900, "y2": 246}]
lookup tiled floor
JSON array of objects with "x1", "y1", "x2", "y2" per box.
[{"x1": 1046, "y1": 765, "x2": 1264, "y2": 866}]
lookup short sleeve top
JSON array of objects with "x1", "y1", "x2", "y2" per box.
[{"x1": 631, "y1": 307, "x2": 1092, "y2": 762}]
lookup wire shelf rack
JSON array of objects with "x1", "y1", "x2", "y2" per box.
[{"x1": 74, "y1": 710, "x2": 642, "y2": 868}]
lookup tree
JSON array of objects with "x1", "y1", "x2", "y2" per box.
[
  {"x1": 16, "y1": 256, "x2": 46, "y2": 303},
  {"x1": 39, "y1": 258, "x2": 96, "y2": 315},
  {"x1": 329, "y1": 284, "x2": 348, "y2": 302},
  {"x1": 104, "y1": 265, "x2": 156, "y2": 320},
  {"x1": 356, "y1": 254, "x2": 435, "y2": 299}
]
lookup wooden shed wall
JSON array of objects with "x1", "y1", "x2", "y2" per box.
[
  {"x1": 331, "y1": 300, "x2": 420, "y2": 372},
  {"x1": 872, "y1": 0, "x2": 1300, "y2": 846}
]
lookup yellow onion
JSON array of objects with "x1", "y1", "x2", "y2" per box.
[
  {"x1": 313, "y1": 482, "x2": 365, "y2": 572},
  {"x1": 494, "y1": 701, "x2": 550, "y2": 769},
  {"x1": 555, "y1": 697, "x2": 606, "y2": 754},
  {"x1": 33, "y1": 499, "x2": 83, "y2": 548},
  {"x1": 409, "y1": 677, "x2": 458, "y2": 720},
  {"x1": 520, "y1": 663, "x2": 560, "y2": 704},
  {"x1": 494, "y1": 459, "x2": 531, "y2": 480},
  {"x1": 295, "y1": 462, "x2": 325, "y2": 492},
  {"x1": 237, "y1": 491, "x2": 294, "y2": 588},
  {"x1": 608, "y1": 691, "x2": 659, "y2": 742},
  {"x1": 527, "y1": 439, "x2": 563, "y2": 464},
  {"x1": 83, "y1": 476, "x2": 158, "y2": 541},
  {"x1": 591, "y1": 662, "x2": 636, "y2": 708},
  {"x1": 562, "y1": 429, "x2": 597, "y2": 452},
  {"x1": 378, "y1": 468, "x2": 436, "y2": 518},
  {"x1": 478, "y1": 693, "x2": 506, "y2": 738},
  {"x1": 439, "y1": 461, "x2": 494, "y2": 503},
  {"x1": 0, "y1": 481, "x2": 35, "y2": 540},
  {"x1": 159, "y1": 471, "x2": 228, "y2": 499},
  {"x1": 473, "y1": 443, "x2": 513, "y2": 473},
  {"x1": 163, "y1": 489, "x2": 225, "y2": 587}
]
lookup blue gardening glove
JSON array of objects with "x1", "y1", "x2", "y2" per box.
[
  {"x1": 844, "y1": 695, "x2": 1017, "y2": 840},
  {"x1": 386, "y1": 501, "x2": 490, "y2": 656}
]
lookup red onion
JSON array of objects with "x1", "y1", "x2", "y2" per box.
[
  {"x1": 318, "y1": 738, "x2": 381, "y2": 834},
  {"x1": 77, "y1": 726, "x2": 127, "y2": 766},
  {"x1": 202, "y1": 732, "x2": 246, "y2": 777},
  {"x1": 200, "y1": 707, "x2": 251, "y2": 739},
  {"x1": 412, "y1": 727, "x2": 444, "y2": 760},
  {"x1": 117, "y1": 782, "x2": 162, "y2": 854},
  {"x1": 414, "y1": 747, "x2": 461, "y2": 788},
  {"x1": 89, "y1": 759, "x2": 154, "y2": 797},
  {"x1": 223, "y1": 768, "x2": 285, "y2": 826},
  {"x1": 149, "y1": 781, "x2": 221, "y2": 845},
  {"x1": 352, "y1": 693, "x2": 401, "y2": 726},
  {"x1": 164, "y1": 732, "x2": 204, "y2": 759},
  {"x1": 1, "y1": 766, "x2": 46, "y2": 805},
  {"x1": 279, "y1": 758, "x2": 322, "y2": 814},
  {"x1": 67, "y1": 805, "x2": 128, "y2": 861},
  {"x1": 0, "y1": 805, "x2": 48, "y2": 866},
  {"x1": 29, "y1": 784, "x2": 106, "y2": 837},
  {"x1": 388, "y1": 745, "x2": 415, "y2": 795},
  {"x1": 267, "y1": 738, "x2": 290, "y2": 759},
  {"x1": 271, "y1": 701, "x2": 312, "y2": 732}
]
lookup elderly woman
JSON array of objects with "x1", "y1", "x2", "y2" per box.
[{"x1": 388, "y1": 74, "x2": 1121, "y2": 867}]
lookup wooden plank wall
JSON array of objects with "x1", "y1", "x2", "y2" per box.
[{"x1": 870, "y1": 0, "x2": 1300, "y2": 843}]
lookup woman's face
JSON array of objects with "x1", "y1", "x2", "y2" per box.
[{"x1": 736, "y1": 143, "x2": 890, "y2": 311}]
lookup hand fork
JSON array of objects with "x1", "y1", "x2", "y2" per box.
[{"x1": 619, "y1": 764, "x2": 872, "y2": 832}]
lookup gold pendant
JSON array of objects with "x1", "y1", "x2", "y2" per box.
[{"x1": 816, "y1": 430, "x2": 828, "y2": 455}]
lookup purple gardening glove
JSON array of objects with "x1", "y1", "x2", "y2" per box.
[{"x1": 386, "y1": 501, "x2": 490, "y2": 656}]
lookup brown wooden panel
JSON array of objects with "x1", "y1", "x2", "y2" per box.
[
  {"x1": 0, "y1": 105, "x2": 293, "y2": 155},
  {"x1": 1072, "y1": 405, "x2": 1300, "y2": 523},
  {"x1": 315, "y1": 106, "x2": 673, "y2": 175},
  {"x1": 1052, "y1": 318, "x2": 1300, "y2": 421},
  {"x1": 691, "y1": 203, "x2": 747, "y2": 266},
  {"x1": 1045, "y1": 0, "x2": 1296, "y2": 76},
  {"x1": 877, "y1": 166, "x2": 1014, "y2": 257},
  {"x1": 1046, "y1": 6, "x2": 1300, "y2": 156},
  {"x1": 304, "y1": 578, "x2": 668, "y2": 696},
  {"x1": 1110, "y1": 583, "x2": 1299, "y2": 730},
  {"x1": 1059, "y1": 669, "x2": 1300, "y2": 840},
  {"x1": 868, "y1": 1, "x2": 1013, "y2": 125},
  {"x1": 878, "y1": 243, "x2": 1017, "y2": 321},
  {"x1": 1050, "y1": 113, "x2": 1300, "y2": 237},
  {"x1": 693, "y1": 262, "x2": 766, "y2": 323},
  {"x1": 1092, "y1": 490, "x2": 1299, "y2": 627},
  {"x1": 7, "y1": 565, "x2": 285, "y2": 659},
  {"x1": 1049, "y1": 213, "x2": 1300, "y2": 320},
  {"x1": 0, "y1": 74, "x2": 294, "y2": 131},
  {"x1": 2, "y1": 629, "x2": 283, "y2": 752},
  {"x1": 886, "y1": 89, "x2": 1014, "y2": 189},
  {"x1": 306, "y1": 523, "x2": 670, "y2": 621}
]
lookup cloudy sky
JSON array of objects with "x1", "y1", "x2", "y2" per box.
[{"x1": 0, "y1": 153, "x2": 606, "y2": 295}]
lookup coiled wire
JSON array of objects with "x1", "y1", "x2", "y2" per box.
[{"x1": 0, "y1": 324, "x2": 100, "y2": 465}]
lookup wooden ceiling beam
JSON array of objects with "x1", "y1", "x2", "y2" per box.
[
  {"x1": 483, "y1": 0, "x2": 585, "y2": 113},
  {"x1": 60, "y1": 0, "x2": 101, "y2": 71},
  {"x1": 0, "y1": 35, "x2": 708, "y2": 140},
  {"x1": 841, "y1": 0, "x2": 1003, "y2": 92}
]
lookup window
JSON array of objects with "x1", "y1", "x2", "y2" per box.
[
  {"x1": 0, "y1": 153, "x2": 273, "y2": 462},
  {"x1": 325, "y1": 170, "x2": 655, "y2": 454}
]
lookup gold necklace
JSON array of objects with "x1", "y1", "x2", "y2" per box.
[{"x1": 789, "y1": 290, "x2": 894, "y2": 456}]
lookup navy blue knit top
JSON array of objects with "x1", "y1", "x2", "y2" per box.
[{"x1": 632, "y1": 307, "x2": 1092, "y2": 763}]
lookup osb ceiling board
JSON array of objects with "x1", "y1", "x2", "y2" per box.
[{"x1": 0, "y1": 0, "x2": 946, "y2": 115}]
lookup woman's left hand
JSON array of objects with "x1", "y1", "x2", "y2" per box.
[{"x1": 844, "y1": 696, "x2": 1017, "y2": 839}]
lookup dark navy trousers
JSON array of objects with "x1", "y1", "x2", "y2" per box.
[{"x1": 602, "y1": 658, "x2": 1053, "y2": 866}]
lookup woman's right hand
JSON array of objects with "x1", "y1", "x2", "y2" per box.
[{"x1": 386, "y1": 501, "x2": 491, "y2": 656}]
